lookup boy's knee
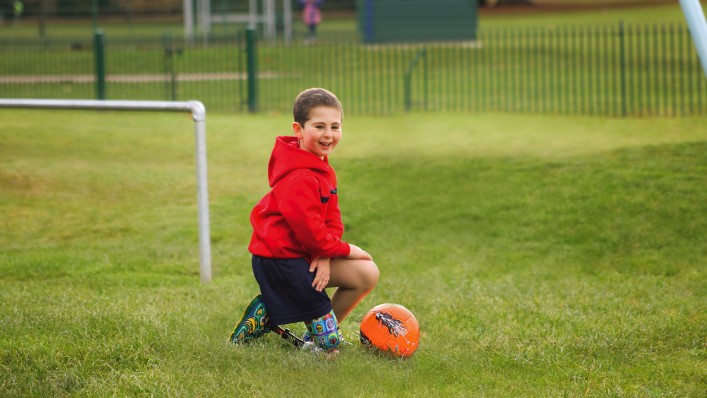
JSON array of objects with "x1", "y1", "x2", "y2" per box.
[{"x1": 363, "y1": 260, "x2": 380, "y2": 290}]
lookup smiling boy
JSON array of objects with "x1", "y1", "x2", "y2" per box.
[{"x1": 230, "y1": 88, "x2": 379, "y2": 354}]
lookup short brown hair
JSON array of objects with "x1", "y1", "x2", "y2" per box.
[{"x1": 292, "y1": 88, "x2": 344, "y2": 127}]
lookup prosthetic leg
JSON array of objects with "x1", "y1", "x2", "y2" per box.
[
  {"x1": 268, "y1": 309, "x2": 342, "y2": 352},
  {"x1": 268, "y1": 324, "x2": 306, "y2": 347}
]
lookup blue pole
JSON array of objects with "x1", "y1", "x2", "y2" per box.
[
  {"x1": 364, "y1": 0, "x2": 374, "y2": 43},
  {"x1": 680, "y1": 0, "x2": 707, "y2": 77}
]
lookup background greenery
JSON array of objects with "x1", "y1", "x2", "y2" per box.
[
  {"x1": 1, "y1": 109, "x2": 705, "y2": 396},
  {"x1": 0, "y1": 2, "x2": 690, "y2": 38},
  {"x1": 2, "y1": 2, "x2": 704, "y2": 117}
]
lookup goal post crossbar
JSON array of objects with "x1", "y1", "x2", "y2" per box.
[{"x1": 0, "y1": 99, "x2": 212, "y2": 283}]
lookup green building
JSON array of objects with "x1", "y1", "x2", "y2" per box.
[{"x1": 357, "y1": 0, "x2": 479, "y2": 44}]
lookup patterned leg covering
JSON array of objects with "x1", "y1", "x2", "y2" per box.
[{"x1": 304, "y1": 310, "x2": 342, "y2": 352}]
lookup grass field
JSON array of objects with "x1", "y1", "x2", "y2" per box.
[{"x1": 1, "y1": 109, "x2": 705, "y2": 396}]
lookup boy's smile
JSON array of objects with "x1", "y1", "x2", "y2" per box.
[{"x1": 293, "y1": 106, "x2": 342, "y2": 159}]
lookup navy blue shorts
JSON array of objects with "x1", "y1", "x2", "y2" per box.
[{"x1": 251, "y1": 255, "x2": 333, "y2": 326}]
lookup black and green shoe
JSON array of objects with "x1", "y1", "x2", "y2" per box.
[{"x1": 229, "y1": 294, "x2": 269, "y2": 344}]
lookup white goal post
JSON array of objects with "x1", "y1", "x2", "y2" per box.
[
  {"x1": 679, "y1": 0, "x2": 707, "y2": 78},
  {"x1": 0, "y1": 99, "x2": 213, "y2": 283},
  {"x1": 185, "y1": 0, "x2": 293, "y2": 43}
]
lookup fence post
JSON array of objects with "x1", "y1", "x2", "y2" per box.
[
  {"x1": 403, "y1": 48, "x2": 427, "y2": 112},
  {"x1": 94, "y1": 29, "x2": 106, "y2": 100},
  {"x1": 163, "y1": 33, "x2": 178, "y2": 101},
  {"x1": 619, "y1": 21, "x2": 627, "y2": 117},
  {"x1": 246, "y1": 28, "x2": 258, "y2": 113},
  {"x1": 423, "y1": 47, "x2": 428, "y2": 111}
]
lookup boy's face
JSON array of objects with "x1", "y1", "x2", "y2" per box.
[{"x1": 293, "y1": 106, "x2": 342, "y2": 160}]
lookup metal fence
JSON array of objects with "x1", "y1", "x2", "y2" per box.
[{"x1": 1, "y1": 23, "x2": 705, "y2": 116}]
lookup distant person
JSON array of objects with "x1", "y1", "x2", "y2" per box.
[{"x1": 300, "y1": 0, "x2": 322, "y2": 43}]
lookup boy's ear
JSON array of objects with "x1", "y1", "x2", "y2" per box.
[{"x1": 292, "y1": 121, "x2": 303, "y2": 139}]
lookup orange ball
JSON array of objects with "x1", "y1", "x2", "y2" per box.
[{"x1": 359, "y1": 303, "x2": 420, "y2": 358}]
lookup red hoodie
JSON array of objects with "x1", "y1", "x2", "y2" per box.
[{"x1": 248, "y1": 136, "x2": 351, "y2": 262}]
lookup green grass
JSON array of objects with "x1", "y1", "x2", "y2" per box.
[{"x1": 1, "y1": 110, "x2": 705, "y2": 396}]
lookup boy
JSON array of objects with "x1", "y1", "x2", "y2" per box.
[{"x1": 230, "y1": 88, "x2": 379, "y2": 354}]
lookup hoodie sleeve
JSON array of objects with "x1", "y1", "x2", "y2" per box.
[
  {"x1": 325, "y1": 168, "x2": 344, "y2": 238},
  {"x1": 275, "y1": 173, "x2": 350, "y2": 258},
  {"x1": 325, "y1": 197, "x2": 344, "y2": 239}
]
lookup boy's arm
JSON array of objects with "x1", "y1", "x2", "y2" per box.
[
  {"x1": 277, "y1": 174, "x2": 350, "y2": 258},
  {"x1": 310, "y1": 246, "x2": 372, "y2": 292},
  {"x1": 324, "y1": 168, "x2": 344, "y2": 238},
  {"x1": 309, "y1": 256, "x2": 330, "y2": 292},
  {"x1": 324, "y1": 197, "x2": 344, "y2": 238},
  {"x1": 347, "y1": 244, "x2": 373, "y2": 260}
]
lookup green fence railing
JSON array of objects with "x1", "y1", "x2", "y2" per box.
[{"x1": 1, "y1": 23, "x2": 705, "y2": 117}]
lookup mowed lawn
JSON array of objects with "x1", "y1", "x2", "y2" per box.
[{"x1": 0, "y1": 109, "x2": 705, "y2": 397}]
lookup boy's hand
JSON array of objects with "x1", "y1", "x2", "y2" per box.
[
  {"x1": 347, "y1": 244, "x2": 373, "y2": 260},
  {"x1": 309, "y1": 256, "x2": 331, "y2": 292}
]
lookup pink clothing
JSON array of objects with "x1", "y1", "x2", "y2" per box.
[{"x1": 302, "y1": 0, "x2": 322, "y2": 26}]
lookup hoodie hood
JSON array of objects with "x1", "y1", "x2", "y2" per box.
[
  {"x1": 248, "y1": 135, "x2": 349, "y2": 261},
  {"x1": 268, "y1": 136, "x2": 330, "y2": 187}
]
